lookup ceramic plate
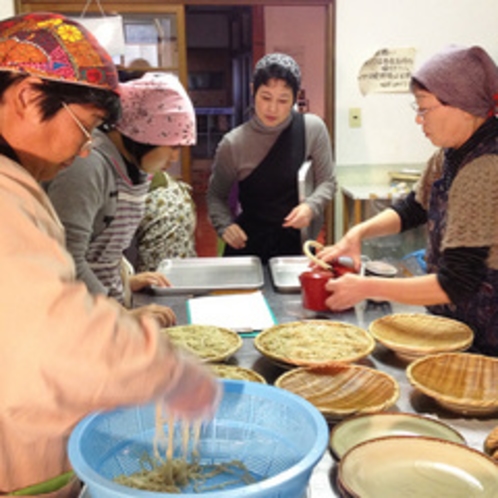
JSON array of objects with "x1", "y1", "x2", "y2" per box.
[
  {"x1": 338, "y1": 436, "x2": 498, "y2": 498},
  {"x1": 329, "y1": 412, "x2": 466, "y2": 460}
]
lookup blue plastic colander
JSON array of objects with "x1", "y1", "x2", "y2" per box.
[{"x1": 68, "y1": 379, "x2": 328, "y2": 498}]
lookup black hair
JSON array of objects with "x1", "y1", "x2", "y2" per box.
[
  {"x1": 409, "y1": 78, "x2": 429, "y2": 93},
  {"x1": 121, "y1": 133, "x2": 157, "y2": 164},
  {"x1": 253, "y1": 63, "x2": 300, "y2": 102},
  {"x1": 0, "y1": 71, "x2": 121, "y2": 125}
]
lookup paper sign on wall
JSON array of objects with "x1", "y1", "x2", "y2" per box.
[{"x1": 358, "y1": 47, "x2": 416, "y2": 96}]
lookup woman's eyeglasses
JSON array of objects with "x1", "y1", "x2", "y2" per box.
[
  {"x1": 62, "y1": 102, "x2": 93, "y2": 154},
  {"x1": 410, "y1": 102, "x2": 442, "y2": 118}
]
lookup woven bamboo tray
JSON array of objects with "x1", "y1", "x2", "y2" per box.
[
  {"x1": 209, "y1": 363, "x2": 267, "y2": 383},
  {"x1": 369, "y1": 313, "x2": 473, "y2": 362},
  {"x1": 406, "y1": 352, "x2": 498, "y2": 416},
  {"x1": 162, "y1": 324, "x2": 243, "y2": 362},
  {"x1": 254, "y1": 320, "x2": 375, "y2": 368},
  {"x1": 275, "y1": 364, "x2": 399, "y2": 420}
]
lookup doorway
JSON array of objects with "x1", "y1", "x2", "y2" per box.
[{"x1": 185, "y1": 5, "x2": 254, "y2": 195}]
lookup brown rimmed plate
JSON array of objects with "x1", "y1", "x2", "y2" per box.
[
  {"x1": 330, "y1": 412, "x2": 466, "y2": 460},
  {"x1": 338, "y1": 436, "x2": 498, "y2": 498}
]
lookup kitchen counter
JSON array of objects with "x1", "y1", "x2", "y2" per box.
[{"x1": 133, "y1": 266, "x2": 498, "y2": 497}]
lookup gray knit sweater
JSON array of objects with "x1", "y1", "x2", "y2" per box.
[
  {"x1": 46, "y1": 130, "x2": 148, "y2": 297},
  {"x1": 207, "y1": 112, "x2": 336, "y2": 236}
]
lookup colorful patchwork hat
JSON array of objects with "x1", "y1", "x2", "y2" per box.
[
  {"x1": 0, "y1": 12, "x2": 118, "y2": 92},
  {"x1": 117, "y1": 72, "x2": 196, "y2": 146}
]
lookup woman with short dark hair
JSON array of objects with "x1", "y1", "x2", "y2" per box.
[{"x1": 207, "y1": 53, "x2": 336, "y2": 263}]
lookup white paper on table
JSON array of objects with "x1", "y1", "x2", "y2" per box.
[{"x1": 186, "y1": 290, "x2": 276, "y2": 332}]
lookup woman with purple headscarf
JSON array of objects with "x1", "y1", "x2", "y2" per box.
[
  {"x1": 317, "y1": 45, "x2": 498, "y2": 356},
  {"x1": 47, "y1": 72, "x2": 197, "y2": 326}
]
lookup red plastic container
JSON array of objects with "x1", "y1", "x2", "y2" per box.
[
  {"x1": 299, "y1": 269, "x2": 333, "y2": 311},
  {"x1": 299, "y1": 263, "x2": 356, "y2": 312}
]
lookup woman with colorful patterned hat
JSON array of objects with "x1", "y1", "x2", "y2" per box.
[{"x1": 0, "y1": 12, "x2": 219, "y2": 496}]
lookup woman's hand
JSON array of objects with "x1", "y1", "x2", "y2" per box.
[
  {"x1": 130, "y1": 304, "x2": 177, "y2": 328},
  {"x1": 283, "y1": 203, "x2": 313, "y2": 229},
  {"x1": 325, "y1": 273, "x2": 367, "y2": 311},
  {"x1": 129, "y1": 272, "x2": 171, "y2": 292},
  {"x1": 222, "y1": 223, "x2": 248, "y2": 249},
  {"x1": 316, "y1": 228, "x2": 364, "y2": 271},
  {"x1": 162, "y1": 351, "x2": 222, "y2": 420}
]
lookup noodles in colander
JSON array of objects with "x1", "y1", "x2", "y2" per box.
[{"x1": 114, "y1": 402, "x2": 256, "y2": 492}]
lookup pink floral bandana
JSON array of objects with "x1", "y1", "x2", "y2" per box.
[{"x1": 117, "y1": 72, "x2": 196, "y2": 146}]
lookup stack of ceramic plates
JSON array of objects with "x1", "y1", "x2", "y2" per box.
[
  {"x1": 275, "y1": 364, "x2": 398, "y2": 420},
  {"x1": 329, "y1": 412, "x2": 466, "y2": 460},
  {"x1": 406, "y1": 352, "x2": 498, "y2": 416},
  {"x1": 369, "y1": 313, "x2": 474, "y2": 362}
]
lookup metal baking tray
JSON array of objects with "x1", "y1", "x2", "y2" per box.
[
  {"x1": 152, "y1": 256, "x2": 264, "y2": 295},
  {"x1": 269, "y1": 256, "x2": 310, "y2": 293}
]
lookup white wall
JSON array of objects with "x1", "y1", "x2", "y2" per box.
[
  {"x1": 336, "y1": 0, "x2": 498, "y2": 166},
  {"x1": 0, "y1": 1, "x2": 14, "y2": 20}
]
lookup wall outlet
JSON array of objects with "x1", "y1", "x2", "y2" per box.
[{"x1": 349, "y1": 107, "x2": 362, "y2": 128}]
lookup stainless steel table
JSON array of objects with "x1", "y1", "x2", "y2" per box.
[{"x1": 133, "y1": 266, "x2": 498, "y2": 497}]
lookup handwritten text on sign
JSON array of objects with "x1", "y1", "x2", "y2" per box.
[{"x1": 358, "y1": 47, "x2": 416, "y2": 95}]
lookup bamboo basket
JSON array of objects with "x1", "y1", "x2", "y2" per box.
[
  {"x1": 406, "y1": 352, "x2": 498, "y2": 416},
  {"x1": 275, "y1": 364, "x2": 399, "y2": 420}
]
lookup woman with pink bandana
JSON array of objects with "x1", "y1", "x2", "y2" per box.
[
  {"x1": 47, "y1": 72, "x2": 197, "y2": 327},
  {"x1": 0, "y1": 12, "x2": 219, "y2": 496}
]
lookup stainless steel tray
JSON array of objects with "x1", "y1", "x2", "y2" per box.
[
  {"x1": 152, "y1": 256, "x2": 264, "y2": 295},
  {"x1": 269, "y1": 256, "x2": 310, "y2": 293}
]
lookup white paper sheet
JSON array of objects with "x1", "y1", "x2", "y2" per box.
[{"x1": 187, "y1": 291, "x2": 276, "y2": 332}]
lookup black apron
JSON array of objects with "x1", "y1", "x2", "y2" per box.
[{"x1": 224, "y1": 111, "x2": 305, "y2": 263}]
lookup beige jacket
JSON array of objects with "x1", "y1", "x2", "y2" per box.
[{"x1": 0, "y1": 156, "x2": 184, "y2": 495}]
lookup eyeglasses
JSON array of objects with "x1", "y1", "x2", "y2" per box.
[
  {"x1": 410, "y1": 102, "x2": 442, "y2": 118},
  {"x1": 62, "y1": 102, "x2": 93, "y2": 154}
]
